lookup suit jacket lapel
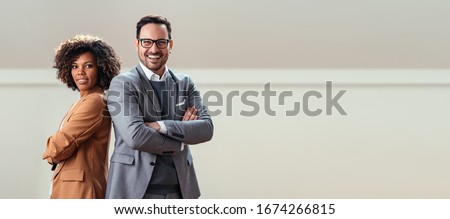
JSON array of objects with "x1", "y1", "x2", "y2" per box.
[
  {"x1": 165, "y1": 70, "x2": 179, "y2": 120},
  {"x1": 60, "y1": 97, "x2": 83, "y2": 130}
]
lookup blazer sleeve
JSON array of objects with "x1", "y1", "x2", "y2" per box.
[
  {"x1": 42, "y1": 94, "x2": 106, "y2": 164},
  {"x1": 163, "y1": 75, "x2": 214, "y2": 144},
  {"x1": 107, "y1": 75, "x2": 183, "y2": 155}
]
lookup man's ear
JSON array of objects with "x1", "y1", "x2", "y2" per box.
[
  {"x1": 134, "y1": 38, "x2": 139, "y2": 52},
  {"x1": 169, "y1": 39, "x2": 174, "y2": 53}
]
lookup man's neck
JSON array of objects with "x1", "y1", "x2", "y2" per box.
[
  {"x1": 153, "y1": 70, "x2": 164, "y2": 79},
  {"x1": 139, "y1": 62, "x2": 169, "y2": 81}
]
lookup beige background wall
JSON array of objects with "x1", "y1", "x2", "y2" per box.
[
  {"x1": 0, "y1": 0, "x2": 449, "y2": 198},
  {"x1": 1, "y1": 0, "x2": 449, "y2": 69}
]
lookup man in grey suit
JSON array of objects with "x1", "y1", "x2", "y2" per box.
[{"x1": 105, "y1": 14, "x2": 213, "y2": 199}]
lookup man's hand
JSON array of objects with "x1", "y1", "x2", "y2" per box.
[
  {"x1": 145, "y1": 121, "x2": 161, "y2": 131},
  {"x1": 182, "y1": 106, "x2": 198, "y2": 121},
  {"x1": 145, "y1": 107, "x2": 198, "y2": 131}
]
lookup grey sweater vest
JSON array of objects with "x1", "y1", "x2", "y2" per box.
[{"x1": 146, "y1": 80, "x2": 180, "y2": 194}]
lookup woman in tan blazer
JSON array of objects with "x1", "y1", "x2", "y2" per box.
[{"x1": 42, "y1": 34, "x2": 120, "y2": 198}]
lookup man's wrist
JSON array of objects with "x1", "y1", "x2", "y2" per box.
[{"x1": 156, "y1": 121, "x2": 167, "y2": 134}]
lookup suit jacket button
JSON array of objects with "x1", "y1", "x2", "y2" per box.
[
  {"x1": 172, "y1": 133, "x2": 184, "y2": 138},
  {"x1": 150, "y1": 162, "x2": 155, "y2": 166}
]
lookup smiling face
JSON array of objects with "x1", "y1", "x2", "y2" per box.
[
  {"x1": 135, "y1": 23, "x2": 173, "y2": 76},
  {"x1": 71, "y1": 52, "x2": 99, "y2": 96}
]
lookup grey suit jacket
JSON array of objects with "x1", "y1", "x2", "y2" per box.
[{"x1": 105, "y1": 65, "x2": 213, "y2": 199}]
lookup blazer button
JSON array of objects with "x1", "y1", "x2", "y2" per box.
[{"x1": 150, "y1": 162, "x2": 155, "y2": 166}]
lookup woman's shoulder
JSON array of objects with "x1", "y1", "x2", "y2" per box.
[{"x1": 79, "y1": 92, "x2": 106, "y2": 109}]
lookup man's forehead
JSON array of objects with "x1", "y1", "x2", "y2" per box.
[{"x1": 139, "y1": 23, "x2": 169, "y2": 37}]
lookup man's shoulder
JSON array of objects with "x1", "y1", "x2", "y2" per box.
[
  {"x1": 168, "y1": 70, "x2": 191, "y2": 82},
  {"x1": 112, "y1": 67, "x2": 140, "y2": 82}
]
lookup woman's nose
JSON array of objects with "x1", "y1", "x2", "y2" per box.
[{"x1": 77, "y1": 67, "x2": 85, "y2": 75}]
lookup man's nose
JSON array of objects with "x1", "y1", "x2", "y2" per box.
[{"x1": 149, "y1": 43, "x2": 160, "y2": 53}]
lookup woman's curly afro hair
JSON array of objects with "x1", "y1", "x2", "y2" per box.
[{"x1": 54, "y1": 34, "x2": 121, "y2": 91}]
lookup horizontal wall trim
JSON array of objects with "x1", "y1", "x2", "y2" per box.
[{"x1": 1, "y1": 68, "x2": 449, "y2": 87}]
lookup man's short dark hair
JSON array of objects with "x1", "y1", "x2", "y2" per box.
[{"x1": 136, "y1": 14, "x2": 172, "y2": 39}]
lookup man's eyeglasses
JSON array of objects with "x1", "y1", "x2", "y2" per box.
[{"x1": 138, "y1": 38, "x2": 171, "y2": 49}]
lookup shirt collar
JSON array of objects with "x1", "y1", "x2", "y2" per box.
[{"x1": 139, "y1": 62, "x2": 169, "y2": 81}]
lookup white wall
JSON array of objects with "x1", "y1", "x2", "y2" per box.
[{"x1": 1, "y1": 69, "x2": 449, "y2": 198}]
